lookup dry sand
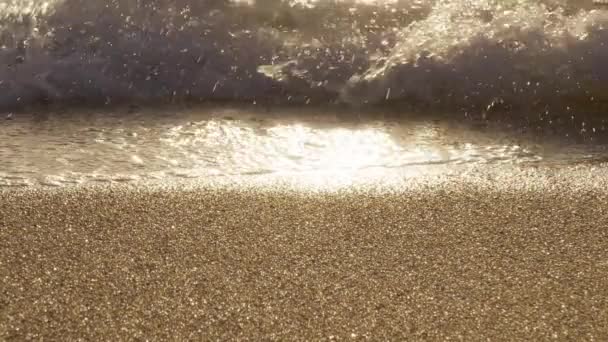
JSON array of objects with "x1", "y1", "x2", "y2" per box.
[{"x1": 1, "y1": 177, "x2": 608, "y2": 340}]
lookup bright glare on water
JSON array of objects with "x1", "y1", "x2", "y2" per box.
[{"x1": 3, "y1": 106, "x2": 603, "y2": 189}]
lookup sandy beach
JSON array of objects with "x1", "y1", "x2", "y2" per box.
[
  {"x1": 2, "y1": 172, "x2": 608, "y2": 340},
  {"x1": 3, "y1": 0, "x2": 608, "y2": 338}
]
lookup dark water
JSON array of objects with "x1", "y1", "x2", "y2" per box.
[{"x1": 2, "y1": 0, "x2": 608, "y2": 116}]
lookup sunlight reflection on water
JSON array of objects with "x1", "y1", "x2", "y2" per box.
[{"x1": 0, "y1": 108, "x2": 560, "y2": 188}]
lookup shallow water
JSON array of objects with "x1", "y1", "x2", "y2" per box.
[{"x1": 1, "y1": 106, "x2": 607, "y2": 188}]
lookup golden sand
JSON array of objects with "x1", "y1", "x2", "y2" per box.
[{"x1": 1, "y1": 182, "x2": 608, "y2": 340}]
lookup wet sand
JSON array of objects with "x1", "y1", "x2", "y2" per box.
[{"x1": 2, "y1": 176, "x2": 608, "y2": 340}]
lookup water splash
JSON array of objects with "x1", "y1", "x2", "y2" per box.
[
  {"x1": 1, "y1": 0, "x2": 608, "y2": 114},
  {"x1": 342, "y1": 0, "x2": 608, "y2": 109}
]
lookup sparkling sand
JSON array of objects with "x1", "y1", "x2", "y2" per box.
[{"x1": 2, "y1": 168, "x2": 608, "y2": 340}]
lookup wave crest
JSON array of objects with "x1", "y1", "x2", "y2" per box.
[{"x1": 1, "y1": 0, "x2": 608, "y2": 115}]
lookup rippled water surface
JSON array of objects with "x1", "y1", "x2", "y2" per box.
[{"x1": 1, "y1": 106, "x2": 607, "y2": 188}]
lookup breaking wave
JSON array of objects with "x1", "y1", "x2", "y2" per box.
[{"x1": 2, "y1": 0, "x2": 608, "y2": 116}]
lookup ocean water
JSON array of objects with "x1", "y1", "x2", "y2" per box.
[
  {"x1": 1, "y1": 105, "x2": 607, "y2": 188},
  {"x1": 2, "y1": 1, "x2": 608, "y2": 188},
  {"x1": 1, "y1": 0, "x2": 608, "y2": 112}
]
